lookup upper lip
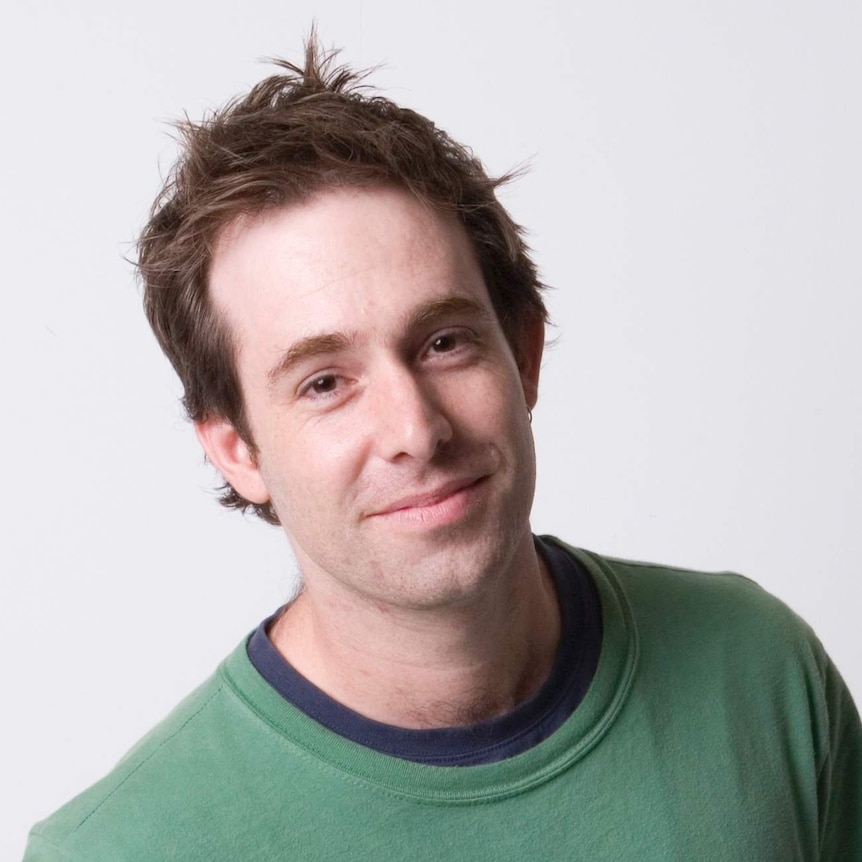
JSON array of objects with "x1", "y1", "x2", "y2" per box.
[{"x1": 371, "y1": 476, "x2": 484, "y2": 516}]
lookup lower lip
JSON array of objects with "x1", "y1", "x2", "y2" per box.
[{"x1": 373, "y1": 479, "x2": 485, "y2": 529}]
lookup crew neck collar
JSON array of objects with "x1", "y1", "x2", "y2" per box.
[{"x1": 220, "y1": 542, "x2": 638, "y2": 803}]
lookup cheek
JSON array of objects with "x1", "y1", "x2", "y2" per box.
[
  {"x1": 261, "y1": 419, "x2": 372, "y2": 518},
  {"x1": 456, "y1": 368, "x2": 528, "y2": 430}
]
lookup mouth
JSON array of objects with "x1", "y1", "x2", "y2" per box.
[{"x1": 369, "y1": 476, "x2": 487, "y2": 527}]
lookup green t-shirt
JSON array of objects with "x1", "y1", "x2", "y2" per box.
[{"x1": 24, "y1": 544, "x2": 862, "y2": 860}]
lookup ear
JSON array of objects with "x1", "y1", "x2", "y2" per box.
[
  {"x1": 517, "y1": 314, "x2": 545, "y2": 410},
  {"x1": 194, "y1": 418, "x2": 271, "y2": 505}
]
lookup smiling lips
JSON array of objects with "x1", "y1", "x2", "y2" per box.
[{"x1": 370, "y1": 476, "x2": 487, "y2": 527}]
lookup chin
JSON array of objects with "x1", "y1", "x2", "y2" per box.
[{"x1": 367, "y1": 525, "x2": 526, "y2": 610}]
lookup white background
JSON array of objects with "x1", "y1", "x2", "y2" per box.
[{"x1": 3, "y1": 1, "x2": 860, "y2": 856}]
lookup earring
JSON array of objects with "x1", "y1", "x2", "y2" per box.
[{"x1": 527, "y1": 407, "x2": 533, "y2": 424}]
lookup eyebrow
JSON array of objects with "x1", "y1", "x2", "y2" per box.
[
  {"x1": 266, "y1": 294, "x2": 493, "y2": 389},
  {"x1": 410, "y1": 296, "x2": 492, "y2": 328},
  {"x1": 267, "y1": 332, "x2": 355, "y2": 388}
]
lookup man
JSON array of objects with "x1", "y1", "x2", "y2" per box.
[{"x1": 26, "y1": 39, "x2": 861, "y2": 861}]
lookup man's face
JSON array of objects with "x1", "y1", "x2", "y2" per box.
[{"x1": 202, "y1": 186, "x2": 543, "y2": 610}]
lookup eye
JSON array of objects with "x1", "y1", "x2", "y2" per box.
[
  {"x1": 429, "y1": 333, "x2": 460, "y2": 353},
  {"x1": 311, "y1": 375, "x2": 337, "y2": 393},
  {"x1": 426, "y1": 329, "x2": 476, "y2": 359},
  {"x1": 302, "y1": 374, "x2": 340, "y2": 398}
]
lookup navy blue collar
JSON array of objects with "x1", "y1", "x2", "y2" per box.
[{"x1": 247, "y1": 536, "x2": 601, "y2": 765}]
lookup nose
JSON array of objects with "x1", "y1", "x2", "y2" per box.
[{"x1": 373, "y1": 367, "x2": 453, "y2": 462}]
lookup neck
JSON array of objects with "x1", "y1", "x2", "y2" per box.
[{"x1": 270, "y1": 539, "x2": 560, "y2": 729}]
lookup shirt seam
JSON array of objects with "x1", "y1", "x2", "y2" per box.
[{"x1": 72, "y1": 687, "x2": 224, "y2": 832}]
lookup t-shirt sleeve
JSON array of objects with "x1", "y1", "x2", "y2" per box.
[
  {"x1": 22, "y1": 831, "x2": 78, "y2": 862},
  {"x1": 818, "y1": 656, "x2": 862, "y2": 860}
]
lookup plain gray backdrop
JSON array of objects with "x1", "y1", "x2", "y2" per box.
[{"x1": 4, "y1": 1, "x2": 860, "y2": 857}]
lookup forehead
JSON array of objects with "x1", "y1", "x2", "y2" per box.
[{"x1": 208, "y1": 186, "x2": 492, "y2": 359}]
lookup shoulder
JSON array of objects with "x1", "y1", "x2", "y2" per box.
[
  {"x1": 546, "y1": 539, "x2": 833, "y2": 719},
  {"x1": 577, "y1": 543, "x2": 825, "y2": 667},
  {"x1": 546, "y1": 540, "x2": 862, "y2": 856},
  {"x1": 25, "y1": 656, "x2": 241, "y2": 862}
]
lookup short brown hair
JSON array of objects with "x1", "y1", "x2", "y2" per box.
[{"x1": 138, "y1": 37, "x2": 547, "y2": 524}]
